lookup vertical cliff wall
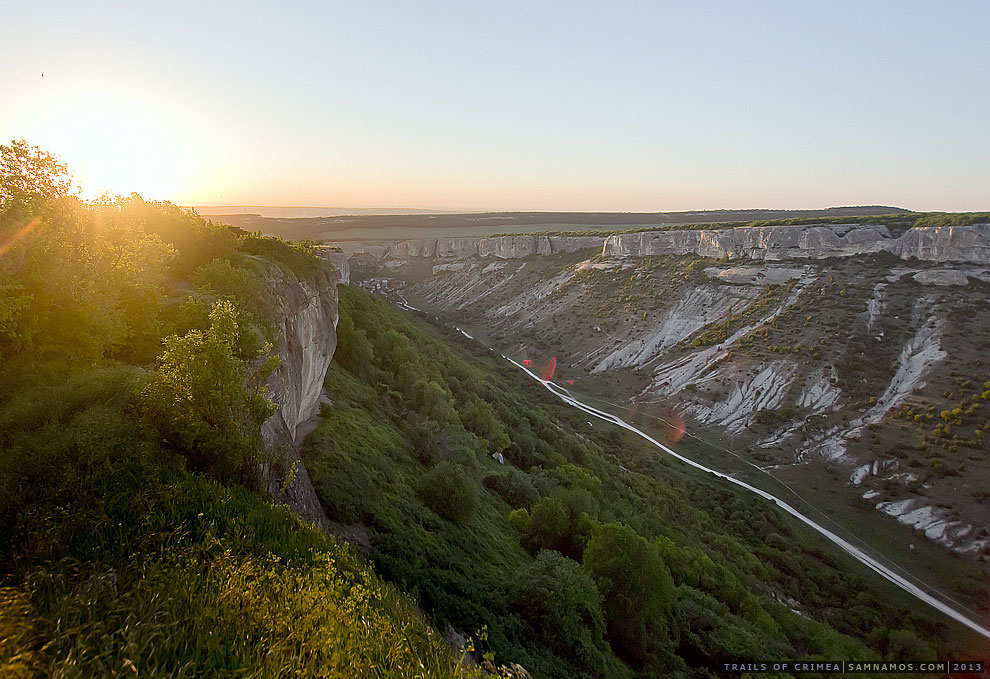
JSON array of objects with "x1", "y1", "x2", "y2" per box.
[
  {"x1": 327, "y1": 223, "x2": 990, "y2": 266},
  {"x1": 260, "y1": 263, "x2": 340, "y2": 530}
]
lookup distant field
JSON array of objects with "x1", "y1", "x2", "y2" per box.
[
  {"x1": 193, "y1": 205, "x2": 453, "y2": 218},
  {"x1": 206, "y1": 206, "x2": 912, "y2": 242}
]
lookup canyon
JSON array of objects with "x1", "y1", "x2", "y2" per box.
[{"x1": 325, "y1": 221, "x2": 990, "y2": 557}]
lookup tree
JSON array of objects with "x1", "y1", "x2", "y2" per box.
[
  {"x1": 887, "y1": 629, "x2": 936, "y2": 662},
  {"x1": 0, "y1": 139, "x2": 74, "y2": 222},
  {"x1": 582, "y1": 523, "x2": 675, "y2": 668},
  {"x1": 140, "y1": 299, "x2": 277, "y2": 482},
  {"x1": 514, "y1": 550, "x2": 608, "y2": 675},
  {"x1": 526, "y1": 495, "x2": 570, "y2": 551}
]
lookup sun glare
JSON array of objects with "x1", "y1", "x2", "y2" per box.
[{"x1": 20, "y1": 83, "x2": 199, "y2": 202}]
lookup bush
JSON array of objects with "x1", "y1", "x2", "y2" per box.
[
  {"x1": 582, "y1": 523, "x2": 676, "y2": 668},
  {"x1": 139, "y1": 300, "x2": 276, "y2": 482},
  {"x1": 508, "y1": 508, "x2": 532, "y2": 534},
  {"x1": 483, "y1": 468, "x2": 540, "y2": 508},
  {"x1": 514, "y1": 550, "x2": 608, "y2": 674},
  {"x1": 887, "y1": 629, "x2": 936, "y2": 662},
  {"x1": 419, "y1": 461, "x2": 477, "y2": 522}
]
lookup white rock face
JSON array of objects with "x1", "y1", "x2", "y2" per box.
[
  {"x1": 260, "y1": 264, "x2": 340, "y2": 530},
  {"x1": 689, "y1": 361, "x2": 798, "y2": 434},
  {"x1": 593, "y1": 285, "x2": 761, "y2": 373},
  {"x1": 335, "y1": 234, "x2": 602, "y2": 261},
  {"x1": 889, "y1": 224, "x2": 990, "y2": 262},
  {"x1": 603, "y1": 223, "x2": 990, "y2": 263},
  {"x1": 643, "y1": 277, "x2": 814, "y2": 398},
  {"x1": 333, "y1": 223, "x2": 990, "y2": 266},
  {"x1": 912, "y1": 268, "x2": 990, "y2": 286},
  {"x1": 796, "y1": 369, "x2": 842, "y2": 411},
  {"x1": 704, "y1": 265, "x2": 805, "y2": 285},
  {"x1": 492, "y1": 269, "x2": 575, "y2": 320},
  {"x1": 796, "y1": 300, "x2": 946, "y2": 464},
  {"x1": 875, "y1": 498, "x2": 989, "y2": 554},
  {"x1": 866, "y1": 283, "x2": 887, "y2": 332},
  {"x1": 603, "y1": 224, "x2": 893, "y2": 260},
  {"x1": 325, "y1": 251, "x2": 350, "y2": 284}
]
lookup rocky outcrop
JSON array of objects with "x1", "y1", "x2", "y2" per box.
[
  {"x1": 603, "y1": 223, "x2": 990, "y2": 263},
  {"x1": 889, "y1": 224, "x2": 990, "y2": 262},
  {"x1": 326, "y1": 251, "x2": 350, "y2": 284},
  {"x1": 260, "y1": 263, "x2": 340, "y2": 530},
  {"x1": 330, "y1": 223, "x2": 990, "y2": 266},
  {"x1": 330, "y1": 234, "x2": 602, "y2": 262},
  {"x1": 603, "y1": 224, "x2": 892, "y2": 260}
]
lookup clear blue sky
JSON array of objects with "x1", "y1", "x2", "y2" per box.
[{"x1": 2, "y1": 1, "x2": 988, "y2": 211}]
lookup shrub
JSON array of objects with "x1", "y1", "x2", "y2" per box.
[
  {"x1": 508, "y1": 508, "x2": 532, "y2": 534},
  {"x1": 887, "y1": 629, "x2": 936, "y2": 662},
  {"x1": 483, "y1": 468, "x2": 540, "y2": 508},
  {"x1": 582, "y1": 523, "x2": 675, "y2": 668},
  {"x1": 514, "y1": 550, "x2": 607, "y2": 674},
  {"x1": 139, "y1": 300, "x2": 277, "y2": 482},
  {"x1": 419, "y1": 461, "x2": 477, "y2": 522}
]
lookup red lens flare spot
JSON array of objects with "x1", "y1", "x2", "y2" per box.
[
  {"x1": 565, "y1": 379, "x2": 574, "y2": 385},
  {"x1": 522, "y1": 359, "x2": 532, "y2": 366},
  {"x1": 631, "y1": 400, "x2": 686, "y2": 445},
  {"x1": 666, "y1": 413, "x2": 686, "y2": 444},
  {"x1": 540, "y1": 357, "x2": 557, "y2": 382}
]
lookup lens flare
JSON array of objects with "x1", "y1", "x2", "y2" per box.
[
  {"x1": 0, "y1": 218, "x2": 40, "y2": 258},
  {"x1": 630, "y1": 399, "x2": 686, "y2": 444},
  {"x1": 540, "y1": 357, "x2": 557, "y2": 383}
]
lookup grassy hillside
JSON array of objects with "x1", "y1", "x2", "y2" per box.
[
  {"x1": 393, "y1": 243, "x2": 990, "y2": 592},
  {"x1": 0, "y1": 142, "x2": 475, "y2": 678},
  {"x1": 308, "y1": 284, "x2": 987, "y2": 678}
]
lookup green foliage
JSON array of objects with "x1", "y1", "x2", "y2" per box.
[
  {"x1": 312, "y1": 284, "x2": 962, "y2": 677},
  {"x1": 140, "y1": 300, "x2": 277, "y2": 482},
  {"x1": 420, "y1": 461, "x2": 478, "y2": 522},
  {"x1": 913, "y1": 212, "x2": 990, "y2": 228},
  {"x1": 527, "y1": 495, "x2": 572, "y2": 551},
  {"x1": 484, "y1": 468, "x2": 540, "y2": 508},
  {"x1": 887, "y1": 629, "x2": 937, "y2": 662},
  {"x1": 193, "y1": 256, "x2": 266, "y2": 305},
  {"x1": 0, "y1": 139, "x2": 74, "y2": 220},
  {"x1": 582, "y1": 523, "x2": 676, "y2": 668},
  {"x1": 514, "y1": 550, "x2": 608, "y2": 675},
  {"x1": 0, "y1": 396, "x2": 465, "y2": 678},
  {"x1": 508, "y1": 507, "x2": 532, "y2": 534},
  {"x1": 239, "y1": 233, "x2": 323, "y2": 277},
  {"x1": 0, "y1": 144, "x2": 473, "y2": 679}
]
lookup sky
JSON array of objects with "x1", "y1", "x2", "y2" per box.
[{"x1": 2, "y1": 1, "x2": 988, "y2": 212}]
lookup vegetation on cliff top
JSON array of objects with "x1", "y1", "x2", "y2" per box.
[
  {"x1": 491, "y1": 211, "x2": 990, "y2": 239},
  {"x1": 0, "y1": 141, "x2": 472, "y2": 677}
]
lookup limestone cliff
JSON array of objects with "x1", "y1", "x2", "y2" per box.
[
  {"x1": 331, "y1": 223, "x2": 990, "y2": 265},
  {"x1": 333, "y1": 234, "x2": 603, "y2": 262},
  {"x1": 602, "y1": 223, "x2": 990, "y2": 263},
  {"x1": 259, "y1": 262, "x2": 340, "y2": 530}
]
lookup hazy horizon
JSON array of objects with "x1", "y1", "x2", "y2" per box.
[
  {"x1": 190, "y1": 204, "x2": 915, "y2": 219},
  {"x1": 2, "y1": 1, "x2": 989, "y2": 212}
]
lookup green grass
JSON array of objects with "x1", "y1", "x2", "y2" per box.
[
  {"x1": 0, "y1": 381, "x2": 477, "y2": 678},
  {"x1": 304, "y1": 284, "x2": 984, "y2": 677}
]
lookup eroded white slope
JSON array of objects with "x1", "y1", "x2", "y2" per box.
[{"x1": 592, "y1": 285, "x2": 761, "y2": 374}]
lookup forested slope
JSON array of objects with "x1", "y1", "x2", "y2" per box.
[{"x1": 308, "y1": 284, "x2": 987, "y2": 678}]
